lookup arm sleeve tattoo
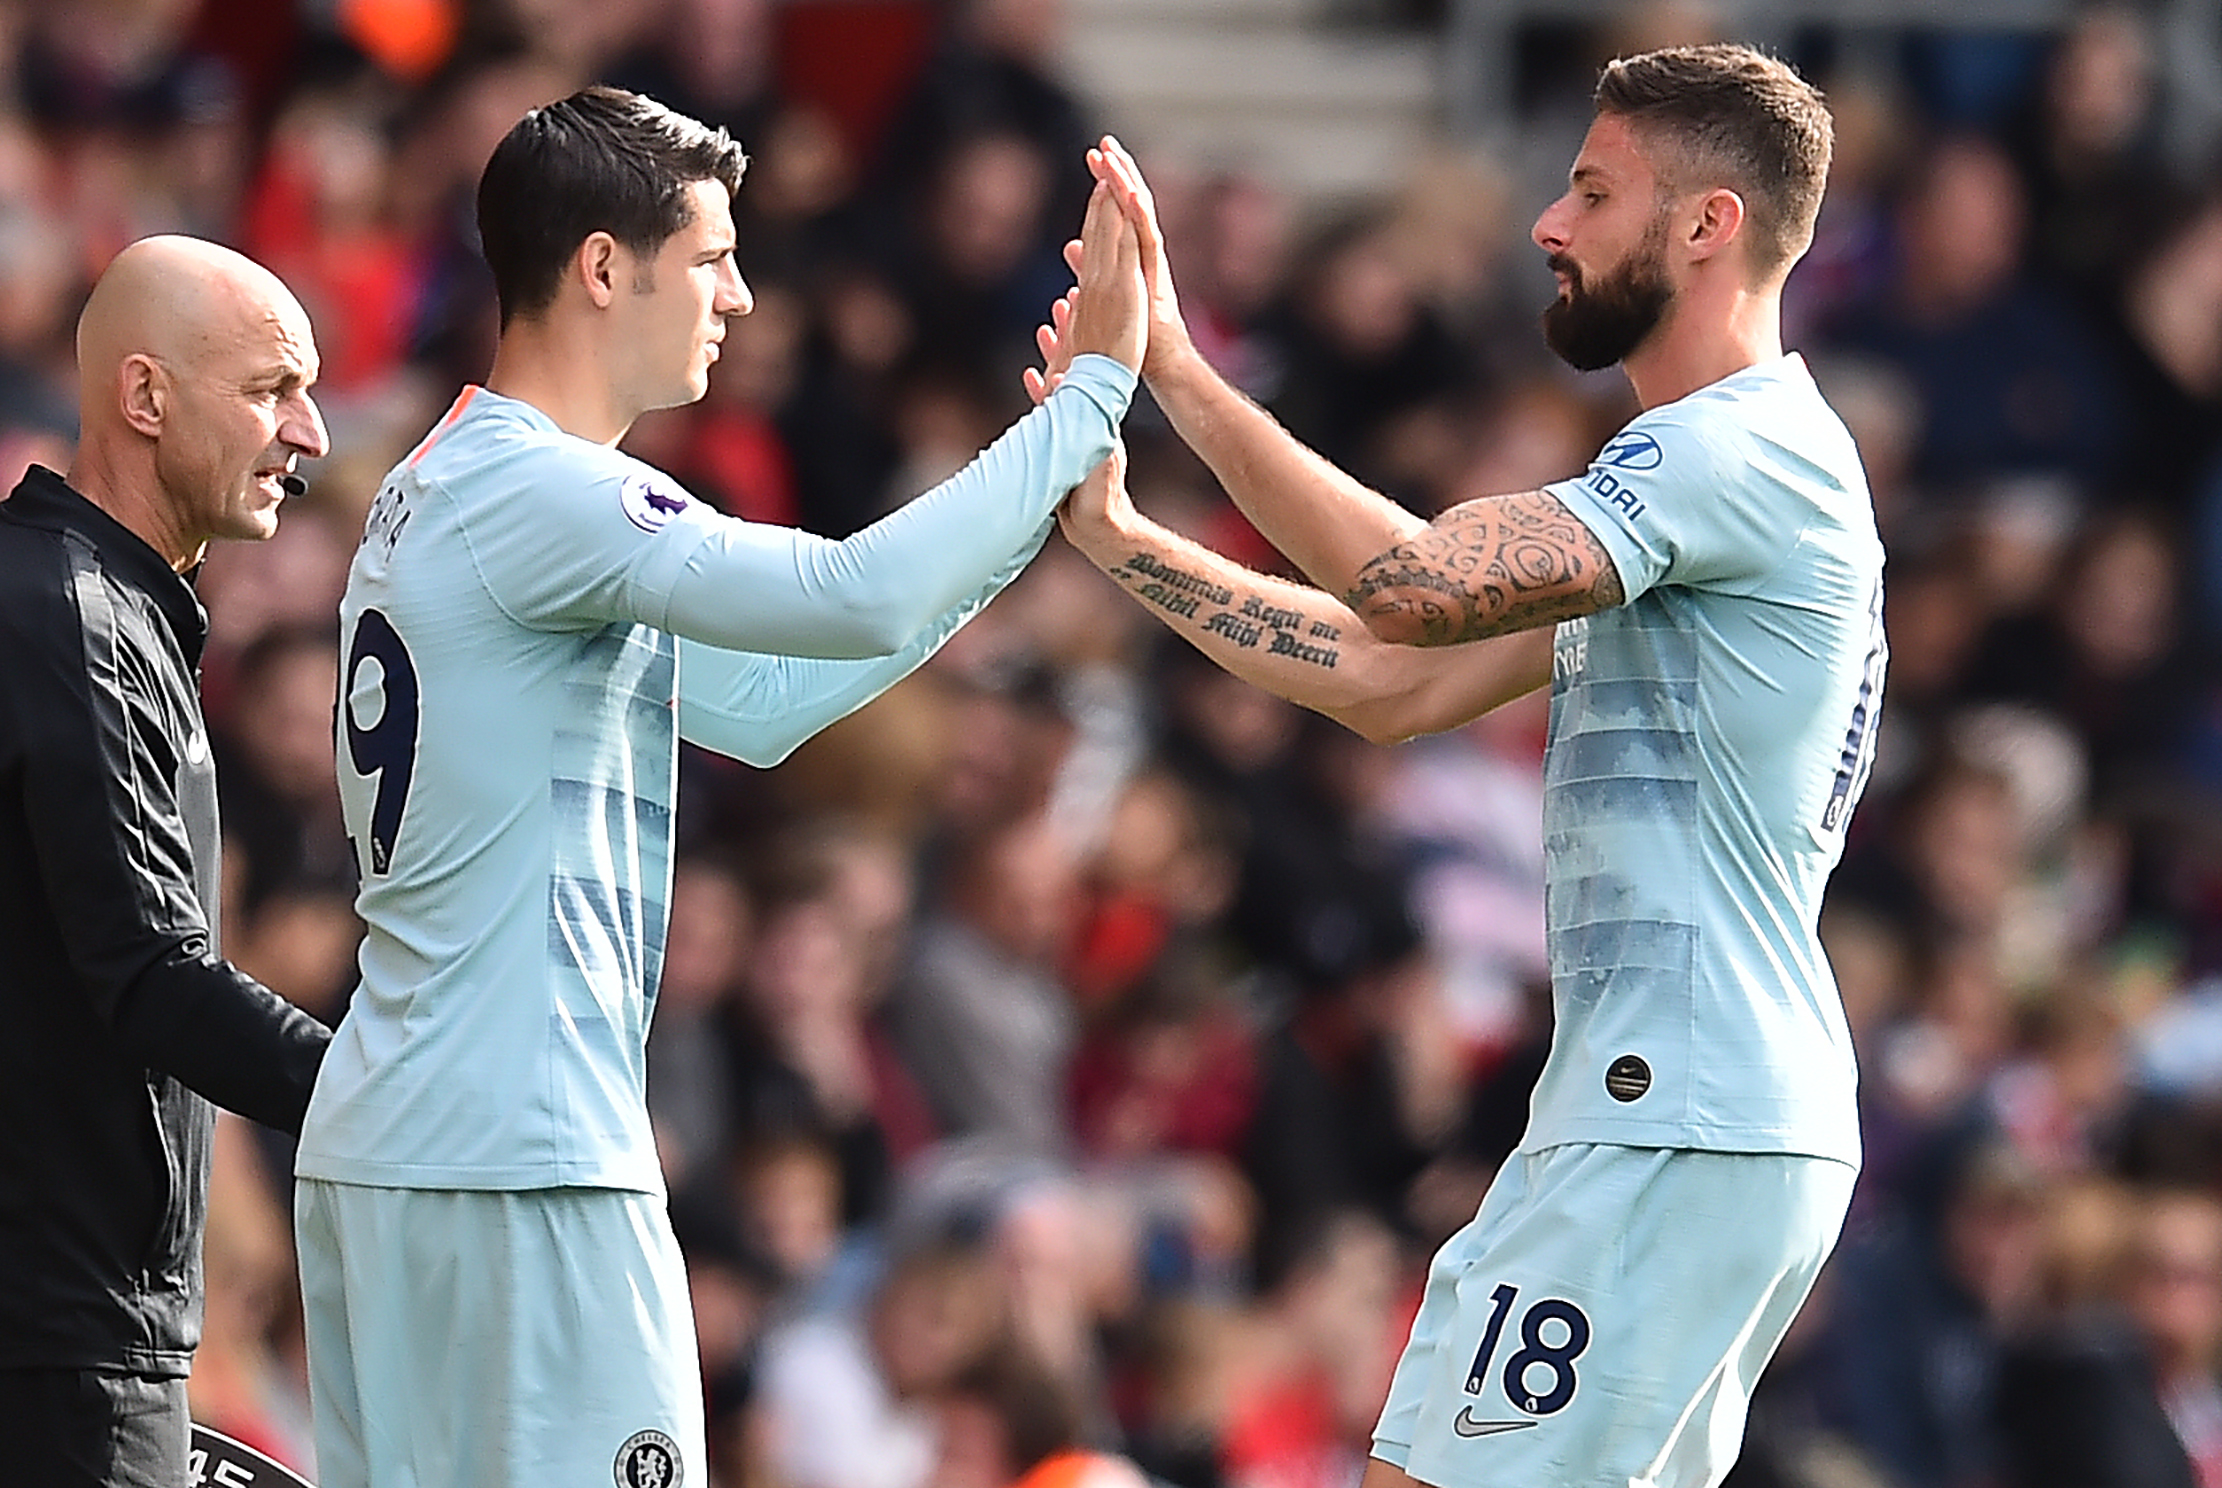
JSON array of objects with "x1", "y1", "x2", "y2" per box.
[{"x1": 1341, "y1": 490, "x2": 1624, "y2": 646}]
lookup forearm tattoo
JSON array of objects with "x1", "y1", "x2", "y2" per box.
[
  {"x1": 1341, "y1": 491, "x2": 1623, "y2": 646},
  {"x1": 1109, "y1": 553, "x2": 1342, "y2": 669}
]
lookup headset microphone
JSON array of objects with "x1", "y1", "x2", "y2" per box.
[{"x1": 279, "y1": 474, "x2": 307, "y2": 499}]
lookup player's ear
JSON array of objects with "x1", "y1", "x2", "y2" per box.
[
  {"x1": 578, "y1": 232, "x2": 620, "y2": 310},
  {"x1": 1686, "y1": 188, "x2": 1745, "y2": 263},
  {"x1": 119, "y1": 353, "x2": 166, "y2": 437}
]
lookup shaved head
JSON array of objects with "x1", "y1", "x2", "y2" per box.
[
  {"x1": 68, "y1": 235, "x2": 326, "y2": 569},
  {"x1": 77, "y1": 236, "x2": 307, "y2": 409}
]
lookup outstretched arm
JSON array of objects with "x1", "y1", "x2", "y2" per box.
[
  {"x1": 1058, "y1": 446, "x2": 1551, "y2": 745},
  {"x1": 650, "y1": 180, "x2": 1147, "y2": 659},
  {"x1": 1051, "y1": 137, "x2": 1431, "y2": 596},
  {"x1": 675, "y1": 532, "x2": 1045, "y2": 767},
  {"x1": 658, "y1": 354, "x2": 1125, "y2": 658},
  {"x1": 1046, "y1": 139, "x2": 1624, "y2": 651}
]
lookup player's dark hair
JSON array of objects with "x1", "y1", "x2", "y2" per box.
[
  {"x1": 1594, "y1": 43, "x2": 1832, "y2": 280},
  {"x1": 476, "y1": 84, "x2": 748, "y2": 329}
]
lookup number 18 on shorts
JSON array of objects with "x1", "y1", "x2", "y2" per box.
[
  {"x1": 1376, "y1": 1144, "x2": 1854, "y2": 1488},
  {"x1": 1455, "y1": 1283, "x2": 1590, "y2": 1434}
]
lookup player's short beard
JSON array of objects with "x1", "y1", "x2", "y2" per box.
[{"x1": 1542, "y1": 215, "x2": 1674, "y2": 372}]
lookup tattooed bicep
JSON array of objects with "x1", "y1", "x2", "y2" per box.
[{"x1": 1340, "y1": 490, "x2": 1625, "y2": 647}]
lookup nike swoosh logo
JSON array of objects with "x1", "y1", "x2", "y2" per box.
[{"x1": 1452, "y1": 1408, "x2": 1539, "y2": 1438}]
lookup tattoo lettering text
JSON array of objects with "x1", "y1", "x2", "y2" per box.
[
  {"x1": 1118, "y1": 552, "x2": 1234, "y2": 606},
  {"x1": 1114, "y1": 552, "x2": 1342, "y2": 671},
  {"x1": 1138, "y1": 584, "x2": 1200, "y2": 619},
  {"x1": 1270, "y1": 629, "x2": 1337, "y2": 667},
  {"x1": 1239, "y1": 595, "x2": 1305, "y2": 632},
  {"x1": 1203, "y1": 611, "x2": 1262, "y2": 648}
]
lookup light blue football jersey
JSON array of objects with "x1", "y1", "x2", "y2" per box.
[
  {"x1": 297, "y1": 357, "x2": 1133, "y2": 1192},
  {"x1": 1531, "y1": 353, "x2": 1884, "y2": 1167}
]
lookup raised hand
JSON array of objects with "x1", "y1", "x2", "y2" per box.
[
  {"x1": 1085, "y1": 136, "x2": 1190, "y2": 379},
  {"x1": 1062, "y1": 178, "x2": 1147, "y2": 374},
  {"x1": 1021, "y1": 285, "x2": 1080, "y2": 406}
]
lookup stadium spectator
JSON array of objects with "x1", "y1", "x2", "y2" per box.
[
  {"x1": 1221, "y1": 1210, "x2": 1408, "y2": 1488},
  {"x1": 720, "y1": 830, "x2": 933, "y2": 1231},
  {"x1": 1820, "y1": 1133, "x2": 2048, "y2": 1488},
  {"x1": 1255, "y1": 210, "x2": 1483, "y2": 507},
  {"x1": 891, "y1": 811, "x2": 1087, "y2": 1152},
  {"x1": 646, "y1": 852, "x2": 757, "y2": 1188},
  {"x1": 1990, "y1": 1176, "x2": 2204, "y2": 1488},
  {"x1": 1240, "y1": 892, "x2": 1466, "y2": 1248},
  {"x1": 756, "y1": 1237, "x2": 1008, "y2": 1488},
  {"x1": 2127, "y1": 1190, "x2": 2222, "y2": 1488},
  {"x1": 1828, "y1": 132, "x2": 2125, "y2": 492},
  {"x1": 933, "y1": 1345, "x2": 1151, "y2": 1488}
]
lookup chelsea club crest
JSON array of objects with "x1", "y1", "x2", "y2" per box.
[{"x1": 615, "y1": 1429, "x2": 683, "y2": 1488}]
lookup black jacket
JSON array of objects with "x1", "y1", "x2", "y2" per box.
[
  {"x1": 1996, "y1": 1311, "x2": 2200, "y2": 1488},
  {"x1": 0, "y1": 466, "x2": 330, "y2": 1376}
]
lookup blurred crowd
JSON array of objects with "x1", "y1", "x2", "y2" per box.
[{"x1": 10, "y1": 0, "x2": 2222, "y2": 1486}]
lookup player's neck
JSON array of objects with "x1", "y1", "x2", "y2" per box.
[
  {"x1": 1621, "y1": 283, "x2": 1784, "y2": 411},
  {"x1": 485, "y1": 318, "x2": 637, "y2": 447}
]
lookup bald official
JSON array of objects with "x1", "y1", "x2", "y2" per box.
[
  {"x1": 0, "y1": 236, "x2": 332, "y2": 1488},
  {"x1": 69, "y1": 234, "x2": 326, "y2": 569}
]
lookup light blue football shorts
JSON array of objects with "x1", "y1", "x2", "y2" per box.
[
  {"x1": 296, "y1": 1180, "x2": 705, "y2": 1488},
  {"x1": 1374, "y1": 1143, "x2": 1856, "y2": 1488}
]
